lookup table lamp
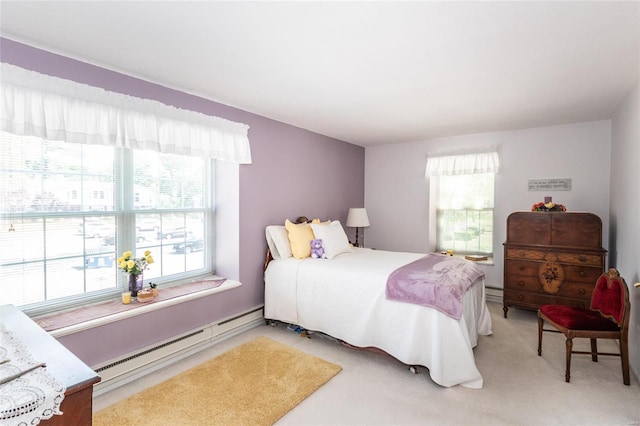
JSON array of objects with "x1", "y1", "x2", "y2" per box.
[{"x1": 346, "y1": 208, "x2": 370, "y2": 247}]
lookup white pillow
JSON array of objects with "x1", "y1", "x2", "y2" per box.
[
  {"x1": 266, "y1": 226, "x2": 292, "y2": 259},
  {"x1": 310, "y1": 221, "x2": 352, "y2": 259}
]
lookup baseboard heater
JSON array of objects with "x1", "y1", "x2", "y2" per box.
[
  {"x1": 484, "y1": 286, "x2": 503, "y2": 305},
  {"x1": 93, "y1": 306, "x2": 264, "y2": 396}
]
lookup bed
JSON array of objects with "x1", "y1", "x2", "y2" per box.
[{"x1": 263, "y1": 219, "x2": 493, "y2": 389}]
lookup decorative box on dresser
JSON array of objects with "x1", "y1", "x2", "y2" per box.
[{"x1": 503, "y1": 212, "x2": 606, "y2": 318}]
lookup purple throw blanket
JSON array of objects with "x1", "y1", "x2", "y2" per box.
[{"x1": 385, "y1": 254, "x2": 485, "y2": 320}]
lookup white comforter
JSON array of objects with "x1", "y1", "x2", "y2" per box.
[{"x1": 264, "y1": 248, "x2": 492, "y2": 389}]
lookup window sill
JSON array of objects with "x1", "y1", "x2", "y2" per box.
[
  {"x1": 452, "y1": 254, "x2": 494, "y2": 266},
  {"x1": 34, "y1": 277, "x2": 241, "y2": 338}
]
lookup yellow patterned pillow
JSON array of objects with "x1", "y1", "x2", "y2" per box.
[{"x1": 285, "y1": 218, "x2": 320, "y2": 259}]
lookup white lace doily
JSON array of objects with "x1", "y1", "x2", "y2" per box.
[{"x1": 0, "y1": 324, "x2": 66, "y2": 426}]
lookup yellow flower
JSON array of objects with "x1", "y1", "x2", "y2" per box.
[
  {"x1": 544, "y1": 202, "x2": 555, "y2": 209},
  {"x1": 118, "y1": 249, "x2": 152, "y2": 275}
]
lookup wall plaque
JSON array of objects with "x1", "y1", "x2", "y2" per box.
[{"x1": 528, "y1": 178, "x2": 571, "y2": 191}]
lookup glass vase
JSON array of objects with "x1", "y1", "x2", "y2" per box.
[{"x1": 128, "y1": 274, "x2": 143, "y2": 298}]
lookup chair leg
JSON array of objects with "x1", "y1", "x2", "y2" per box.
[
  {"x1": 537, "y1": 316, "x2": 543, "y2": 356},
  {"x1": 621, "y1": 337, "x2": 630, "y2": 386},
  {"x1": 565, "y1": 337, "x2": 573, "y2": 383},
  {"x1": 590, "y1": 338, "x2": 598, "y2": 362}
]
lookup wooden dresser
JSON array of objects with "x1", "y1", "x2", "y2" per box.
[
  {"x1": 503, "y1": 212, "x2": 606, "y2": 318},
  {"x1": 1, "y1": 304, "x2": 101, "y2": 425}
]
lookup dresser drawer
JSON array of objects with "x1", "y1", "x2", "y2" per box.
[
  {"x1": 555, "y1": 280, "x2": 594, "y2": 300},
  {"x1": 507, "y1": 249, "x2": 602, "y2": 267},
  {"x1": 505, "y1": 248, "x2": 546, "y2": 261},
  {"x1": 505, "y1": 260, "x2": 539, "y2": 277},
  {"x1": 504, "y1": 289, "x2": 590, "y2": 310},
  {"x1": 556, "y1": 252, "x2": 602, "y2": 267},
  {"x1": 505, "y1": 274, "x2": 593, "y2": 300},
  {"x1": 564, "y1": 265, "x2": 603, "y2": 284},
  {"x1": 504, "y1": 274, "x2": 539, "y2": 292},
  {"x1": 504, "y1": 289, "x2": 554, "y2": 307},
  {"x1": 506, "y1": 259, "x2": 602, "y2": 283}
]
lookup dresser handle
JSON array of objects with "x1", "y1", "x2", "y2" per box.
[
  {"x1": 579, "y1": 271, "x2": 586, "y2": 277},
  {"x1": 518, "y1": 295, "x2": 524, "y2": 300},
  {"x1": 519, "y1": 265, "x2": 525, "y2": 271},
  {"x1": 518, "y1": 281, "x2": 525, "y2": 287},
  {"x1": 579, "y1": 288, "x2": 586, "y2": 295},
  {"x1": 578, "y1": 256, "x2": 587, "y2": 263}
]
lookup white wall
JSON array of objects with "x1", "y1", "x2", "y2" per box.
[
  {"x1": 215, "y1": 161, "x2": 240, "y2": 281},
  {"x1": 610, "y1": 80, "x2": 640, "y2": 381},
  {"x1": 365, "y1": 120, "x2": 612, "y2": 288}
]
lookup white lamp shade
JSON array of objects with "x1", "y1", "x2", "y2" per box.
[{"x1": 346, "y1": 208, "x2": 370, "y2": 228}]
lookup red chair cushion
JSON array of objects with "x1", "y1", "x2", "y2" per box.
[
  {"x1": 590, "y1": 275, "x2": 625, "y2": 324},
  {"x1": 539, "y1": 304, "x2": 620, "y2": 331}
]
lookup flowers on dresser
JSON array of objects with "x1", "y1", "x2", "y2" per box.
[
  {"x1": 531, "y1": 201, "x2": 567, "y2": 212},
  {"x1": 117, "y1": 250, "x2": 154, "y2": 275}
]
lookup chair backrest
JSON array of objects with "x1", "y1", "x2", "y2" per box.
[{"x1": 590, "y1": 268, "x2": 629, "y2": 326}]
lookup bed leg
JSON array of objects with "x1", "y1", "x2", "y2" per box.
[{"x1": 409, "y1": 366, "x2": 419, "y2": 375}]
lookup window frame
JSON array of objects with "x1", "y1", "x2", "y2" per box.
[
  {"x1": 429, "y1": 173, "x2": 495, "y2": 257},
  {"x1": 1, "y1": 133, "x2": 215, "y2": 316}
]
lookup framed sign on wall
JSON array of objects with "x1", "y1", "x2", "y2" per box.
[{"x1": 528, "y1": 178, "x2": 572, "y2": 191}]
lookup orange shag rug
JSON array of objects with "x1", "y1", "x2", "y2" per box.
[{"x1": 93, "y1": 336, "x2": 342, "y2": 425}]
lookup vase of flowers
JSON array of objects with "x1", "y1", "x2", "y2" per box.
[
  {"x1": 118, "y1": 250, "x2": 154, "y2": 298},
  {"x1": 531, "y1": 201, "x2": 567, "y2": 212},
  {"x1": 128, "y1": 273, "x2": 143, "y2": 297}
]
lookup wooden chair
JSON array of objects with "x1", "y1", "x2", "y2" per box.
[{"x1": 537, "y1": 268, "x2": 630, "y2": 385}]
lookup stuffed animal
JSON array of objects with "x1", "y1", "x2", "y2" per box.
[{"x1": 310, "y1": 239, "x2": 326, "y2": 259}]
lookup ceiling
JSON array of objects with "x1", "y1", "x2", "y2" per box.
[{"x1": 1, "y1": 1, "x2": 638, "y2": 147}]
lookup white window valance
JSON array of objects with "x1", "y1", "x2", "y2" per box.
[
  {"x1": 0, "y1": 63, "x2": 251, "y2": 164},
  {"x1": 425, "y1": 150, "x2": 500, "y2": 176}
]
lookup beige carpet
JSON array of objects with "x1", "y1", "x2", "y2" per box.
[{"x1": 93, "y1": 336, "x2": 342, "y2": 426}]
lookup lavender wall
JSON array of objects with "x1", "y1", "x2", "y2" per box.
[{"x1": 1, "y1": 38, "x2": 365, "y2": 365}]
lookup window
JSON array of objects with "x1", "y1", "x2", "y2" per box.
[
  {"x1": 426, "y1": 150, "x2": 499, "y2": 257},
  {"x1": 1, "y1": 62, "x2": 251, "y2": 315},
  {"x1": 433, "y1": 173, "x2": 494, "y2": 255},
  {"x1": 0, "y1": 132, "x2": 212, "y2": 312}
]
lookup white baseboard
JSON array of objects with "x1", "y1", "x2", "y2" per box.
[
  {"x1": 92, "y1": 306, "x2": 264, "y2": 397},
  {"x1": 485, "y1": 286, "x2": 503, "y2": 305}
]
